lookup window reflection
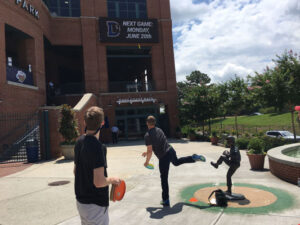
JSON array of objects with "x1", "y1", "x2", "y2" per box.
[
  {"x1": 42, "y1": 0, "x2": 80, "y2": 17},
  {"x1": 107, "y1": 0, "x2": 147, "y2": 19}
]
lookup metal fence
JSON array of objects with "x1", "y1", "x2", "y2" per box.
[
  {"x1": 109, "y1": 81, "x2": 155, "y2": 93},
  {"x1": 206, "y1": 123, "x2": 300, "y2": 136},
  {"x1": 0, "y1": 112, "x2": 41, "y2": 163}
]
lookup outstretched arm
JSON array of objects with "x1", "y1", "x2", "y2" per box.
[
  {"x1": 94, "y1": 167, "x2": 121, "y2": 188},
  {"x1": 142, "y1": 145, "x2": 153, "y2": 166}
]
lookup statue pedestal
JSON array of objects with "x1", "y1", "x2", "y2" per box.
[{"x1": 225, "y1": 193, "x2": 245, "y2": 201}]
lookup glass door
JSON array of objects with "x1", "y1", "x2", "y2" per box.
[{"x1": 115, "y1": 106, "x2": 159, "y2": 140}]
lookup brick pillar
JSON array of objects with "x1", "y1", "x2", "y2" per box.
[
  {"x1": 40, "y1": 107, "x2": 63, "y2": 159},
  {"x1": 0, "y1": 22, "x2": 6, "y2": 86},
  {"x1": 161, "y1": 20, "x2": 177, "y2": 92},
  {"x1": 0, "y1": 21, "x2": 5, "y2": 110},
  {"x1": 35, "y1": 35, "x2": 46, "y2": 94},
  {"x1": 80, "y1": 0, "x2": 95, "y2": 16},
  {"x1": 98, "y1": 45, "x2": 109, "y2": 93},
  {"x1": 23, "y1": 39, "x2": 35, "y2": 70},
  {"x1": 151, "y1": 45, "x2": 166, "y2": 91},
  {"x1": 159, "y1": 14, "x2": 179, "y2": 136},
  {"x1": 81, "y1": 18, "x2": 100, "y2": 93}
]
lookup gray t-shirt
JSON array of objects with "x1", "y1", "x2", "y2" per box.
[{"x1": 144, "y1": 127, "x2": 170, "y2": 159}]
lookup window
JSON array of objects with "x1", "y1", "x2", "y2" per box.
[
  {"x1": 106, "y1": 46, "x2": 154, "y2": 93},
  {"x1": 107, "y1": 0, "x2": 147, "y2": 19},
  {"x1": 42, "y1": 0, "x2": 80, "y2": 17}
]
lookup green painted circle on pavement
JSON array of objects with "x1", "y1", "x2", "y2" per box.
[{"x1": 180, "y1": 183, "x2": 295, "y2": 214}]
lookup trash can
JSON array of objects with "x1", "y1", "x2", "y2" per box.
[{"x1": 26, "y1": 139, "x2": 39, "y2": 163}]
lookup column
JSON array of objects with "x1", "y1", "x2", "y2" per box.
[
  {"x1": 0, "y1": 22, "x2": 6, "y2": 86},
  {"x1": 151, "y1": 44, "x2": 166, "y2": 91},
  {"x1": 98, "y1": 45, "x2": 108, "y2": 93},
  {"x1": 81, "y1": 18, "x2": 100, "y2": 93}
]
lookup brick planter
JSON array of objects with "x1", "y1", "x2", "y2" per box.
[
  {"x1": 247, "y1": 153, "x2": 266, "y2": 170},
  {"x1": 269, "y1": 158, "x2": 300, "y2": 184},
  {"x1": 210, "y1": 137, "x2": 219, "y2": 145},
  {"x1": 268, "y1": 143, "x2": 300, "y2": 185}
]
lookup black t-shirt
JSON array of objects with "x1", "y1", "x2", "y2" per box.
[
  {"x1": 144, "y1": 127, "x2": 170, "y2": 159},
  {"x1": 74, "y1": 135, "x2": 109, "y2": 207}
]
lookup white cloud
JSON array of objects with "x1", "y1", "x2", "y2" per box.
[
  {"x1": 214, "y1": 63, "x2": 253, "y2": 83},
  {"x1": 170, "y1": 0, "x2": 300, "y2": 83}
]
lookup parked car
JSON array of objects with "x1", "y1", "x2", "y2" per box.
[
  {"x1": 266, "y1": 130, "x2": 300, "y2": 140},
  {"x1": 251, "y1": 112, "x2": 263, "y2": 116}
]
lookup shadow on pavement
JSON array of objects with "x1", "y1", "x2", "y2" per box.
[
  {"x1": 146, "y1": 202, "x2": 212, "y2": 219},
  {"x1": 250, "y1": 168, "x2": 270, "y2": 172},
  {"x1": 168, "y1": 139, "x2": 189, "y2": 144},
  {"x1": 55, "y1": 159, "x2": 73, "y2": 164},
  {"x1": 106, "y1": 140, "x2": 145, "y2": 148},
  {"x1": 106, "y1": 139, "x2": 189, "y2": 148}
]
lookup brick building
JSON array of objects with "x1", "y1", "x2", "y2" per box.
[{"x1": 0, "y1": 0, "x2": 179, "y2": 141}]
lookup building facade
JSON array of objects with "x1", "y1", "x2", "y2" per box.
[{"x1": 0, "y1": 0, "x2": 179, "y2": 140}]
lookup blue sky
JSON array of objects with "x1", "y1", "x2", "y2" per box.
[{"x1": 170, "y1": 0, "x2": 300, "y2": 82}]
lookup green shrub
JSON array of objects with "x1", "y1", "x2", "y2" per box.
[
  {"x1": 58, "y1": 104, "x2": 79, "y2": 144},
  {"x1": 247, "y1": 137, "x2": 265, "y2": 154},
  {"x1": 259, "y1": 107, "x2": 276, "y2": 114},
  {"x1": 181, "y1": 126, "x2": 188, "y2": 137},
  {"x1": 261, "y1": 136, "x2": 294, "y2": 152},
  {"x1": 195, "y1": 134, "x2": 211, "y2": 142},
  {"x1": 258, "y1": 131, "x2": 265, "y2": 137},
  {"x1": 211, "y1": 130, "x2": 218, "y2": 137},
  {"x1": 236, "y1": 137, "x2": 250, "y2": 150},
  {"x1": 181, "y1": 125, "x2": 196, "y2": 138},
  {"x1": 188, "y1": 128, "x2": 196, "y2": 135},
  {"x1": 244, "y1": 132, "x2": 250, "y2": 138}
]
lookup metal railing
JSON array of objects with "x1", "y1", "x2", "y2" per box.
[
  {"x1": 109, "y1": 81, "x2": 155, "y2": 93},
  {"x1": 0, "y1": 113, "x2": 41, "y2": 163},
  {"x1": 204, "y1": 123, "x2": 300, "y2": 136}
]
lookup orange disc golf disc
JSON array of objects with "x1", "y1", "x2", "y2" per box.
[{"x1": 110, "y1": 180, "x2": 126, "y2": 202}]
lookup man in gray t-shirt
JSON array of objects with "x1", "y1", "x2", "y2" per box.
[
  {"x1": 144, "y1": 126, "x2": 170, "y2": 159},
  {"x1": 142, "y1": 116, "x2": 206, "y2": 207}
]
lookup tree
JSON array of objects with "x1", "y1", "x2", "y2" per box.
[
  {"x1": 178, "y1": 71, "x2": 212, "y2": 127},
  {"x1": 177, "y1": 81, "x2": 189, "y2": 101},
  {"x1": 186, "y1": 70, "x2": 211, "y2": 86},
  {"x1": 274, "y1": 50, "x2": 300, "y2": 141},
  {"x1": 225, "y1": 76, "x2": 248, "y2": 137},
  {"x1": 249, "y1": 50, "x2": 300, "y2": 141}
]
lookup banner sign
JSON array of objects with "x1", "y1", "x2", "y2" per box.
[
  {"x1": 99, "y1": 17, "x2": 159, "y2": 43},
  {"x1": 6, "y1": 66, "x2": 34, "y2": 86},
  {"x1": 116, "y1": 97, "x2": 157, "y2": 105}
]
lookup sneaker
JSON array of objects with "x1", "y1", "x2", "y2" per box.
[
  {"x1": 192, "y1": 154, "x2": 206, "y2": 162},
  {"x1": 210, "y1": 161, "x2": 218, "y2": 169},
  {"x1": 160, "y1": 199, "x2": 170, "y2": 207}
]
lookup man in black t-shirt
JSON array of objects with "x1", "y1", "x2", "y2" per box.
[
  {"x1": 143, "y1": 116, "x2": 206, "y2": 207},
  {"x1": 74, "y1": 106, "x2": 121, "y2": 225},
  {"x1": 210, "y1": 136, "x2": 241, "y2": 195}
]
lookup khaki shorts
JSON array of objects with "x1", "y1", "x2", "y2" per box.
[{"x1": 76, "y1": 201, "x2": 109, "y2": 225}]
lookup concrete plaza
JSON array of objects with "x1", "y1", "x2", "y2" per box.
[{"x1": 1, "y1": 140, "x2": 299, "y2": 225}]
